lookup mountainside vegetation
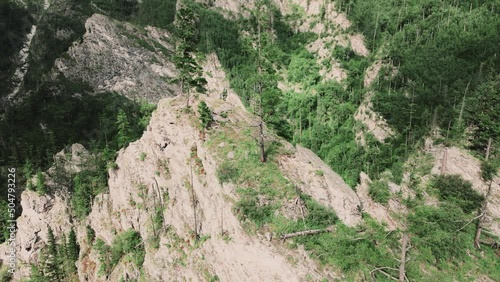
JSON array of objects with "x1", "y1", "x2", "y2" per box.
[
  {"x1": 338, "y1": 0, "x2": 499, "y2": 153},
  {"x1": 0, "y1": 0, "x2": 499, "y2": 281},
  {"x1": 0, "y1": 0, "x2": 33, "y2": 98}
]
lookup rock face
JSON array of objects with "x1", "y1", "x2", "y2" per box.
[
  {"x1": 79, "y1": 54, "x2": 361, "y2": 281},
  {"x1": 354, "y1": 91, "x2": 394, "y2": 145},
  {"x1": 354, "y1": 60, "x2": 396, "y2": 145},
  {"x1": 4, "y1": 53, "x2": 362, "y2": 281},
  {"x1": 355, "y1": 173, "x2": 407, "y2": 230},
  {"x1": 56, "y1": 14, "x2": 179, "y2": 102},
  {"x1": 430, "y1": 146, "x2": 500, "y2": 237},
  {"x1": 7, "y1": 24, "x2": 37, "y2": 101},
  {"x1": 0, "y1": 144, "x2": 90, "y2": 280},
  {"x1": 279, "y1": 145, "x2": 362, "y2": 227}
]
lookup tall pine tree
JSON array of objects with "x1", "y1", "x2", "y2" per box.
[
  {"x1": 251, "y1": 0, "x2": 275, "y2": 163},
  {"x1": 44, "y1": 227, "x2": 61, "y2": 281},
  {"x1": 116, "y1": 109, "x2": 131, "y2": 148},
  {"x1": 173, "y1": 4, "x2": 207, "y2": 108},
  {"x1": 67, "y1": 228, "x2": 79, "y2": 272}
]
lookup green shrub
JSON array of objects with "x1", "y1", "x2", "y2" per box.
[
  {"x1": 107, "y1": 161, "x2": 118, "y2": 170},
  {"x1": 110, "y1": 230, "x2": 145, "y2": 268},
  {"x1": 234, "y1": 193, "x2": 276, "y2": 227},
  {"x1": 0, "y1": 265, "x2": 12, "y2": 281},
  {"x1": 216, "y1": 161, "x2": 240, "y2": 184},
  {"x1": 301, "y1": 194, "x2": 338, "y2": 228},
  {"x1": 292, "y1": 219, "x2": 398, "y2": 274},
  {"x1": 432, "y1": 174, "x2": 484, "y2": 213},
  {"x1": 94, "y1": 230, "x2": 145, "y2": 277},
  {"x1": 153, "y1": 207, "x2": 164, "y2": 231},
  {"x1": 93, "y1": 239, "x2": 112, "y2": 276},
  {"x1": 209, "y1": 275, "x2": 220, "y2": 282},
  {"x1": 480, "y1": 160, "x2": 497, "y2": 181},
  {"x1": 409, "y1": 204, "x2": 470, "y2": 262},
  {"x1": 86, "y1": 225, "x2": 96, "y2": 243},
  {"x1": 139, "y1": 152, "x2": 147, "y2": 161},
  {"x1": 368, "y1": 180, "x2": 390, "y2": 204},
  {"x1": 198, "y1": 101, "x2": 214, "y2": 129},
  {"x1": 35, "y1": 169, "x2": 46, "y2": 194}
]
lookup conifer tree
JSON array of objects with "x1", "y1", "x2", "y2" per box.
[
  {"x1": 173, "y1": 4, "x2": 207, "y2": 108},
  {"x1": 67, "y1": 228, "x2": 79, "y2": 272},
  {"x1": 29, "y1": 264, "x2": 49, "y2": 282},
  {"x1": 72, "y1": 174, "x2": 91, "y2": 218},
  {"x1": 198, "y1": 101, "x2": 213, "y2": 129},
  {"x1": 23, "y1": 158, "x2": 34, "y2": 190},
  {"x1": 116, "y1": 109, "x2": 131, "y2": 148},
  {"x1": 251, "y1": 0, "x2": 274, "y2": 163},
  {"x1": 44, "y1": 227, "x2": 61, "y2": 281},
  {"x1": 35, "y1": 169, "x2": 46, "y2": 194},
  {"x1": 59, "y1": 233, "x2": 70, "y2": 276}
]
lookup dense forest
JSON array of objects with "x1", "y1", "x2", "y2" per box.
[{"x1": 0, "y1": 0, "x2": 499, "y2": 281}]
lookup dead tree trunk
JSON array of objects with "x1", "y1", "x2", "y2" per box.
[
  {"x1": 256, "y1": 6, "x2": 266, "y2": 163},
  {"x1": 259, "y1": 119, "x2": 266, "y2": 163},
  {"x1": 280, "y1": 226, "x2": 334, "y2": 240},
  {"x1": 399, "y1": 234, "x2": 410, "y2": 282},
  {"x1": 485, "y1": 137, "x2": 492, "y2": 160},
  {"x1": 441, "y1": 148, "x2": 448, "y2": 174},
  {"x1": 458, "y1": 78, "x2": 472, "y2": 125},
  {"x1": 190, "y1": 165, "x2": 198, "y2": 239},
  {"x1": 474, "y1": 180, "x2": 492, "y2": 248}
]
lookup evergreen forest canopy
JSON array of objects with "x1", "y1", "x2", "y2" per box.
[
  {"x1": 337, "y1": 0, "x2": 499, "y2": 151},
  {"x1": 185, "y1": 0, "x2": 500, "y2": 187},
  {"x1": 0, "y1": 0, "x2": 499, "y2": 280}
]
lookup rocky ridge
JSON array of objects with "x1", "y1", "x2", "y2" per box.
[
  {"x1": 56, "y1": 14, "x2": 179, "y2": 103},
  {"x1": 3, "y1": 54, "x2": 362, "y2": 281}
]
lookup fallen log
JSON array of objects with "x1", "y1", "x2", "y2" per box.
[
  {"x1": 280, "y1": 226, "x2": 335, "y2": 240},
  {"x1": 479, "y1": 240, "x2": 500, "y2": 249}
]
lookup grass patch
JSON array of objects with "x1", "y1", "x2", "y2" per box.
[{"x1": 368, "y1": 180, "x2": 391, "y2": 204}]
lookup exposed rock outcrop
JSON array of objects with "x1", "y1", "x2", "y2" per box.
[
  {"x1": 0, "y1": 144, "x2": 90, "y2": 280},
  {"x1": 355, "y1": 172, "x2": 406, "y2": 230},
  {"x1": 354, "y1": 91, "x2": 394, "y2": 145},
  {"x1": 4, "y1": 53, "x2": 357, "y2": 281},
  {"x1": 56, "y1": 14, "x2": 179, "y2": 102},
  {"x1": 82, "y1": 76, "x2": 346, "y2": 281},
  {"x1": 430, "y1": 145, "x2": 500, "y2": 237},
  {"x1": 279, "y1": 145, "x2": 362, "y2": 227},
  {"x1": 355, "y1": 60, "x2": 396, "y2": 145}
]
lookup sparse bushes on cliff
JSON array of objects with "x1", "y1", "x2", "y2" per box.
[
  {"x1": 94, "y1": 230, "x2": 145, "y2": 277},
  {"x1": 368, "y1": 180, "x2": 391, "y2": 204},
  {"x1": 432, "y1": 174, "x2": 484, "y2": 214}
]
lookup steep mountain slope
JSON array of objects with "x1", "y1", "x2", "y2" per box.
[
  {"x1": 2, "y1": 54, "x2": 363, "y2": 281},
  {"x1": 0, "y1": 0, "x2": 498, "y2": 281},
  {"x1": 56, "y1": 14, "x2": 179, "y2": 102}
]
